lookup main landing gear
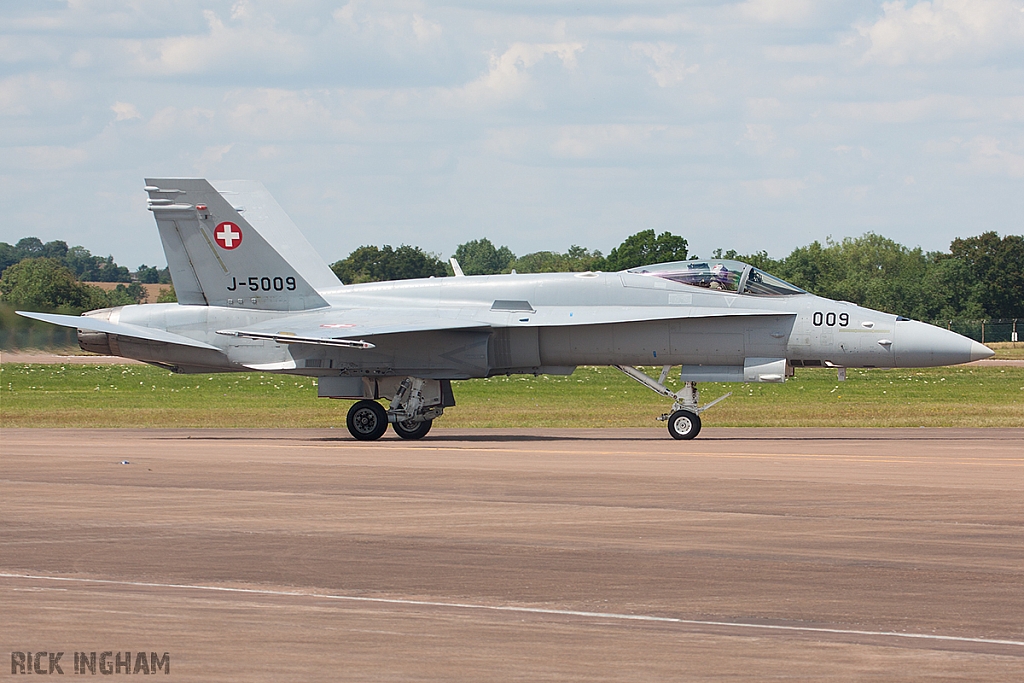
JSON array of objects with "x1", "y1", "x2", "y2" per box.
[
  {"x1": 613, "y1": 365, "x2": 731, "y2": 440},
  {"x1": 347, "y1": 400, "x2": 389, "y2": 441},
  {"x1": 345, "y1": 377, "x2": 442, "y2": 441}
]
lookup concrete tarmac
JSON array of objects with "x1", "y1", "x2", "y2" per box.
[{"x1": 2, "y1": 428, "x2": 1023, "y2": 681}]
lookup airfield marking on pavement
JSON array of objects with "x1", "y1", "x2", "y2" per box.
[{"x1": 3, "y1": 573, "x2": 1023, "y2": 650}]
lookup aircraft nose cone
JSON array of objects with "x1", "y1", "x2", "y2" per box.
[
  {"x1": 970, "y1": 340, "x2": 996, "y2": 362},
  {"x1": 894, "y1": 320, "x2": 988, "y2": 368}
]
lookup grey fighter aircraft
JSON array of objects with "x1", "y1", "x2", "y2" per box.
[{"x1": 19, "y1": 178, "x2": 994, "y2": 440}]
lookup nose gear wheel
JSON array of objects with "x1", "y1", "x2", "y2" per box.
[
  {"x1": 667, "y1": 410, "x2": 700, "y2": 440},
  {"x1": 614, "y1": 365, "x2": 730, "y2": 441}
]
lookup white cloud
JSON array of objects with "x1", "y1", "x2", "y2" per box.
[
  {"x1": 0, "y1": 75, "x2": 76, "y2": 117},
  {"x1": 194, "y1": 144, "x2": 233, "y2": 172},
  {"x1": 132, "y1": 9, "x2": 309, "y2": 77},
  {"x1": 412, "y1": 14, "x2": 442, "y2": 42},
  {"x1": 742, "y1": 177, "x2": 808, "y2": 199},
  {"x1": 550, "y1": 124, "x2": 689, "y2": 160},
  {"x1": 781, "y1": 75, "x2": 828, "y2": 91},
  {"x1": 1, "y1": 1, "x2": 1023, "y2": 267},
  {"x1": 580, "y1": 14, "x2": 694, "y2": 34},
  {"x1": 332, "y1": 2, "x2": 444, "y2": 46},
  {"x1": 453, "y1": 42, "x2": 584, "y2": 107},
  {"x1": 734, "y1": 0, "x2": 819, "y2": 24},
  {"x1": 827, "y1": 95, "x2": 984, "y2": 123},
  {"x1": 68, "y1": 50, "x2": 93, "y2": 69},
  {"x1": 630, "y1": 43, "x2": 698, "y2": 88},
  {"x1": 738, "y1": 123, "x2": 778, "y2": 154},
  {"x1": 859, "y1": 0, "x2": 1024, "y2": 65},
  {"x1": 146, "y1": 106, "x2": 216, "y2": 136},
  {"x1": 111, "y1": 101, "x2": 141, "y2": 121},
  {"x1": 224, "y1": 89, "x2": 358, "y2": 141},
  {"x1": 0, "y1": 35, "x2": 62, "y2": 65},
  {"x1": 746, "y1": 97, "x2": 782, "y2": 118},
  {"x1": 11, "y1": 146, "x2": 89, "y2": 171},
  {"x1": 961, "y1": 135, "x2": 1024, "y2": 177}
]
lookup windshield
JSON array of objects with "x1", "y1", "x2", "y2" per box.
[{"x1": 627, "y1": 259, "x2": 805, "y2": 296}]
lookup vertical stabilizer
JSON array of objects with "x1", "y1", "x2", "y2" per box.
[{"x1": 146, "y1": 178, "x2": 338, "y2": 310}]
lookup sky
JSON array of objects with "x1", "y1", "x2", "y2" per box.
[{"x1": 1, "y1": 0, "x2": 1023, "y2": 270}]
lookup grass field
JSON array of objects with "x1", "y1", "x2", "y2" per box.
[
  {"x1": 988, "y1": 342, "x2": 1024, "y2": 359},
  {"x1": 2, "y1": 362, "x2": 1021, "y2": 429}
]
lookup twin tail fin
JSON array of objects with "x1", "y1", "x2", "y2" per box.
[{"x1": 146, "y1": 178, "x2": 339, "y2": 311}]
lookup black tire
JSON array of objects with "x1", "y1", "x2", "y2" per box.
[
  {"x1": 346, "y1": 400, "x2": 388, "y2": 441},
  {"x1": 667, "y1": 410, "x2": 701, "y2": 440},
  {"x1": 393, "y1": 418, "x2": 432, "y2": 440}
]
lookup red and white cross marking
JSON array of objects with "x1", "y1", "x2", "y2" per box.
[{"x1": 214, "y1": 222, "x2": 242, "y2": 250}]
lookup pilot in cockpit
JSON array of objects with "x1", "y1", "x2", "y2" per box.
[{"x1": 709, "y1": 263, "x2": 731, "y2": 290}]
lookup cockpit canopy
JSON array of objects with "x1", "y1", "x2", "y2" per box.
[{"x1": 627, "y1": 259, "x2": 805, "y2": 296}]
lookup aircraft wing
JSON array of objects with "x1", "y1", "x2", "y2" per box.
[
  {"x1": 216, "y1": 309, "x2": 493, "y2": 347},
  {"x1": 16, "y1": 311, "x2": 221, "y2": 351}
]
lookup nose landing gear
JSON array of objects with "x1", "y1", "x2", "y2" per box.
[
  {"x1": 613, "y1": 365, "x2": 731, "y2": 440},
  {"x1": 667, "y1": 409, "x2": 701, "y2": 440}
]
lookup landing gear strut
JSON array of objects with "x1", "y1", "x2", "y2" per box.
[
  {"x1": 387, "y1": 377, "x2": 440, "y2": 440},
  {"x1": 344, "y1": 377, "x2": 445, "y2": 441},
  {"x1": 613, "y1": 365, "x2": 731, "y2": 440}
]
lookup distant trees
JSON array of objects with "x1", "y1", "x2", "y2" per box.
[
  {"x1": 0, "y1": 258, "x2": 109, "y2": 312},
  {"x1": 453, "y1": 238, "x2": 516, "y2": 275},
  {"x1": 511, "y1": 245, "x2": 605, "y2": 273},
  {"x1": 327, "y1": 227, "x2": 1022, "y2": 321},
  {"x1": 156, "y1": 285, "x2": 177, "y2": 303},
  {"x1": 444, "y1": 231, "x2": 686, "y2": 276},
  {"x1": 713, "y1": 231, "x2": 1024, "y2": 320},
  {"x1": 0, "y1": 237, "x2": 133, "y2": 282},
  {"x1": 946, "y1": 232, "x2": 1024, "y2": 319},
  {"x1": 0, "y1": 236, "x2": 174, "y2": 312},
  {"x1": 330, "y1": 245, "x2": 448, "y2": 284},
  {"x1": 0, "y1": 258, "x2": 155, "y2": 312},
  {"x1": 135, "y1": 264, "x2": 171, "y2": 284},
  {"x1": 601, "y1": 230, "x2": 689, "y2": 271}
]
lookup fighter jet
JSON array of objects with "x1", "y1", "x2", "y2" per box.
[{"x1": 19, "y1": 178, "x2": 994, "y2": 440}]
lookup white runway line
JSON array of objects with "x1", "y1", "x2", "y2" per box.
[{"x1": 3, "y1": 573, "x2": 1023, "y2": 649}]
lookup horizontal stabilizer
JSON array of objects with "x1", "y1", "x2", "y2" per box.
[{"x1": 16, "y1": 311, "x2": 220, "y2": 351}]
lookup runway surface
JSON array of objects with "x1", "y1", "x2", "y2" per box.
[{"x1": 3, "y1": 428, "x2": 1023, "y2": 681}]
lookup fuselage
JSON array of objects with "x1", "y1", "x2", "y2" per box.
[{"x1": 79, "y1": 269, "x2": 991, "y2": 378}]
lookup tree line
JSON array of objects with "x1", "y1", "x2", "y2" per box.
[
  {"x1": 2, "y1": 229, "x2": 1021, "y2": 320},
  {"x1": 712, "y1": 232, "x2": 1023, "y2": 321},
  {"x1": 329, "y1": 229, "x2": 1022, "y2": 320},
  {"x1": 0, "y1": 237, "x2": 173, "y2": 312},
  {"x1": 329, "y1": 230, "x2": 690, "y2": 282}
]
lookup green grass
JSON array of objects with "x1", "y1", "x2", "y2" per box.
[
  {"x1": 988, "y1": 342, "x2": 1024, "y2": 360},
  {"x1": 2, "y1": 363, "x2": 1021, "y2": 429}
]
